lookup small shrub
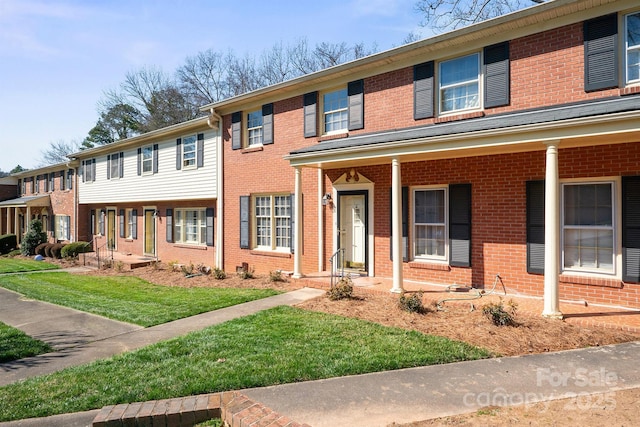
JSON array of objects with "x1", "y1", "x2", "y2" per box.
[
  {"x1": 61, "y1": 241, "x2": 91, "y2": 259},
  {"x1": 237, "y1": 268, "x2": 255, "y2": 279},
  {"x1": 6, "y1": 249, "x2": 21, "y2": 258},
  {"x1": 0, "y1": 234, "x2": 17, "y2": 255},
  {"x1": 181, "y1": 263, "x2": 195, "y2": 276},
  {"x1": 398, "y1": 291, "x2": 426, "y2": 314},
  {"x1": 482, "y1": 298, "x2": 518, "y2": 326},
  {"x1": 327, "y1": 276, "x2": 354, "y2": 301},
  {"x1": 213, "y1": 268, "x2": 227, "y2": 280},
  {"x1": 43, "y1": 243, "x2": 55, "y2": 258},
  {"x1": 50, "y1": 243, "x2": 66, "y2": 259},
  {"x1": 114, "y1": 261, "x2": 125, "y2": 272},
  {"x1": 20, "y1": 220, "x2": 47, "y2": 256},
  {"x1": 269, "y1": 270, "x2": 286, "y2": 283},
  {"x1": 167, "y1": 260, "x2": 180, "y2": 271},
  {"x1": 35, "y1": 243, "x2": 48, "y2": 256}
]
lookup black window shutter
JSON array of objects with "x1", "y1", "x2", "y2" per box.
[
  {"x1": 526, "y1": 180, "x2": 545, "y2": 274},
  {"x1": 91, "y1": 159, "x2": 96, "y2": 182},
  {"x1": 119, "y1": 209, "x2": 125, "y2": 238},
  {"x1": 176, "y1": 138, "x2": 182, "y2": 170},
  {"x1": 483, "y1": 42, "x2": 510, "y2": 108},
  {"x1": 262, "y1": 103, "x2": 274, "y2": 145},
  {"x1": 240, "y1": 196, "x2": 250, "y2": 249},
  {"x1": 622, "y1": 176, "x2": 640, "y2": 282},
  {"x1": 119, "y1": 152, "x2": 124, "y2": 178},
  {"x1": 107, "y1": 155, "x2": 111, "y2": 180},
  {"x1": 414, "y1": 61, "x2": 434, "y2": 119},
  {"x1": 81, "y1": 161, "x2": 85, "y2": 183},
  {"x1": 153, "y1": 144, "x2": 159, "y2": 173},
  {"x1": 347, "y1": 79, "x2": 364, "y2": 131},
  {"x1": 290, "y1": 193, "x2": 295, "y2": 254},
  {"x1": 303, "y1": 92, "x2": 317, "y2": 138},
  {"x1": 50, "y1": 214, "x2": 55, "y2": 236},
  {"x1": 206, "y1": 207, "x2": 214, "y2": 246},
  {"x1": 166, "y1": 208, "x2": 173, "y2": 243},
  {"x1": 137, "y1": 148, "x2": 142, "y2": 176},
  {"x1": 231, "y1": 112, "x2": 242, "y2": 150},
  {"x1": 197, "y1": 133, "x2": 204, "y2": 168},
  {"x1": 584, "y1": 13, "x2": 618, "y2": 92},
  {"x1": 449, "y1": 183, "x2": 472, "y2": 267},
  {"x1": 389, "y1": 186, "x2": 409, "y2": 262},
  {"x1": 132, "y1": 209, "x2": 138, "y2": 239},
  {"x1": 68, "y1": 170, "x2": 73, "y2": 190}
]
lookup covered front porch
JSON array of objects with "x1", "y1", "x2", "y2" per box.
[{"x1": 0, "y1": 195, "x2": 51, "y2": 244}]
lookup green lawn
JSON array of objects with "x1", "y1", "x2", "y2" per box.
[
  {"x1": 0, "y1": 257, "x2": 60, "y2": 274},
  {"x1": 0, "y1": 306, "x2": 491, "y2": 421},
  {"x1": 0, "y1": 272, "x2": 279, "y2": 326},
  {"x1": 0, "y1": 322, "x2": 53, "y2": 363}
]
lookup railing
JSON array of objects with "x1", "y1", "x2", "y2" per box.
[
  {"x1": 329, "y1": 248, "x2": 345, "y2": 289},
  {"x1": 82, "y1": 236, "x2": 113, "y2": 270}
]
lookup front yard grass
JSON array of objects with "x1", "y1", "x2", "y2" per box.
[
  {"x1": 0, "y1": 322, "x2": 53, "y2": 363},
  {"x1": 0, "y1": 257, "x2": 60, "y2": 274},
  {"x1": 0, "y1": 306, "x2": 491, "y2": 422},
  {"x1": 0, "y1": 272, "x2": 279, "y2": 326}
]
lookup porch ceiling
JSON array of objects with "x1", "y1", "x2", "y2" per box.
[{"x1": 286, "y1": 96, "x2": 640, "y2": 169}]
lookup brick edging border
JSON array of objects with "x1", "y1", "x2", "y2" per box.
[{"x1": 92, "y1": 391, "x2": 311, "y2": 427}]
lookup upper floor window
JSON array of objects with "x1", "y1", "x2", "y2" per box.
[
  {"x1": 82, "y1": 159, "x2": 95, "y2": 182},
  {"x1": 413, "y1": 188, "x2": 447, "y2": 260},
  {"x1": 59, "y1": 170, "x2": 66, "y2": 191},
  {"x1": 142, "y1": 146, "x2": 153, "y2": 174},
  {"x1": 182, "y1": 135, "x2": 197, "y2": 168},
  {"x1": 323, "y1": 88, "x2": 348, "y2": 134},
  {"x1": 247, "y1": 110, "x2": 263, "y2": 146},
  {"x1": 35, "y1": 176, "x2": 40, "y2": 193},
  {"x1": 48, "y1": 173, "x2": 54, "y2": 192},
  {"x1": 562, "y1": 182, "x2": 614, "y2": 274},
  {"x1": 66, "y1": 169, "x2": 73, "y2": 190},
  {"x1": 108, "y1": 152, "x2": 123, "y2": 180},
  {"x1": 626, "y1": 12, "x2": 640, "y2": 84},
  {"x1": 439, "y1": 53, "x2": 480, "y2": 114}
]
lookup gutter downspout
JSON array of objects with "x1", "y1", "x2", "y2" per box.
[
  {"x1": 66, "y1": 162, "x2": 77, "y2": 243},
  {"x1": 208, "y1": 109, "x2": 224, "y2": 270}
]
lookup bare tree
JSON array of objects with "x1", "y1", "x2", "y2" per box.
[
  {"x1": 415, "y1": 0, "x2": 544, "y2": 32},
  {"x1": 258, "y1": 42, "x2": 294, "y2": 87},
  {"x1": 227, "y1": 53, "x2": 263, "y2": 97},
  {"x1": 40, "y1": 140, "x2": 80, "y2": 166},
  {"x1": 177, "y1": 49, "x2": 232, "y2": 106}
]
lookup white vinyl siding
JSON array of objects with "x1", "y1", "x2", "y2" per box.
[{"x1": 78, "y1": 130, "x2": 218, "y2": 204}]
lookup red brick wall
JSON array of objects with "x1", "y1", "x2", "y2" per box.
[
  {"x1": 322, "y1": 142, "x2": 640, "y2": 308},
  {"x1": 81, "y1": 200, "x2": 217, "y2": 268}
]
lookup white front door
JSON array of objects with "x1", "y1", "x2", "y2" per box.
[{"x1": 340, "y1": 194, "x2": 366, "y2": 269}]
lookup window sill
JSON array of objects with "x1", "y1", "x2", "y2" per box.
[
  {"x1": 250, "y1": 250, "x2": 292, "y2": 259},
  {"x1": 242, "y1": 145, "x2": 264, "y2": 154},
  {"x1": 319, "y1": 132, "x2": 348, "y2": 142},
  {"x1": 173, "y1": 243, "x2": 209, "y2": 251},
  {"x1": 408, "y1": 261, "x2": 450, "y2": 271},
  {"x1": 559, "y1": 274, "x2": 622, "y2": 289},
  {"x1": 621, "y1": 85, "x2": 640, "y2": 96},
  {"x1": 435, "y1": 111, "x2": 485, "y2": 124}
]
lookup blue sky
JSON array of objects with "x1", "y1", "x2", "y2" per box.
[{"x1": 0, "y1": 0, "x2": 422, "y2": 173}]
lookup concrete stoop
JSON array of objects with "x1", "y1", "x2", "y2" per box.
[{"x1": 91, "y1": 391, "x2": 311, "y2": 427}]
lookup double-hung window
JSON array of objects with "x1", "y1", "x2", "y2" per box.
[
  {"x1": 439, "y1": 53, "x2": 480, "y2": 114},
  {"x1": 55, "y1": 215, "x2": 70, "y2": 240},
  {"x1": 247, "y1": 110, "x2": 263, "y2": 146},
  {"x1": 254, "y1": 195, "x2": 291, "y2": 251},
  {"x1": 182, "y1": 135, "x2": 197, "y2": 168},
  {"x1": 626, "y1": 12, "x2": 640, "y2": 84},
  {"x1": 109, "y1": 155, "x2": 120, "y2": 179},
  {"x1": 142, "y1": 145, "x2": 153, "y2": 174},
  {"x1": 174, "y1": 208, "x2": 206, "y2": 245},
  {"x1": 323, "y1": 88, "x2": 348, "y2": 134},
  {"x1": 413, "y1": 188, "x2": 447, "y2": 260},
  {"x1": 562, "y1": 182, "x2": 615, "y2": 273},
  {"x1": 126, "y1": 209, "x2": 135, "y2": 239}
]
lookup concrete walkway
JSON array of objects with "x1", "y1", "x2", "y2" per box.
[{"x1": 0, "y1": 286, "x2": 325, "y2": 386}]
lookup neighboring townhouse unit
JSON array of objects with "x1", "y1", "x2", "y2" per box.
[
  {"x1": 68, "y1": 116, "x2": 222, "y2": 268},
  {"x1": 0, "y1": 164, "x2": 76, "y2": 244},
  {"x1": 202, "y1": 0, "x2": 640, "y2": 313}
]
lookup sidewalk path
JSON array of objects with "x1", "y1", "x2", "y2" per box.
[
  {"x1": 0, "y1": 286, "x2": 325, "y2": 386},
  {"x1": 243, "y1": 341, "x2": 640, "y2": 427}
]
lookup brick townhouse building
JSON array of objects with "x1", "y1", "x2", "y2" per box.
[
  {"x1": 202, "y1": 0, "x2": 640, "y2": 314},
  {"x1": 0, "y1": 164, "x2": 76, "y2": 245}
]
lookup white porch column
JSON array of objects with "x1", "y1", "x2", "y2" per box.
[
  {"x1": 14, "y1": 208, "x2": 20, "y2": 244},
  {"x1": 293, "y1": 167, "x2": 303, "y2": 279},
  {"x1": 390, "y1": 157, "x2": 404, "y2": 293},
  {"x1": 542, "y1": 142, "x2": 563, "y2": 319}
]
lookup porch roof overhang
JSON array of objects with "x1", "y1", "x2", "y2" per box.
[
  {"x1": 0, "y1": 195, "x2": 51, "y2": 209},
  {"x1": 285, "y1": 95, "x2": 640, "y2": 169}
]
